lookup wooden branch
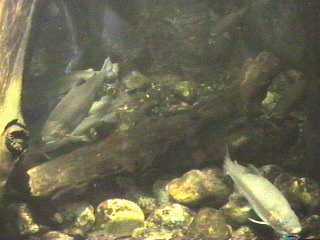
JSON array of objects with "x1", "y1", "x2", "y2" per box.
[
  {"x1": 0, "y1": 0, "x2": 37, "y2": 197},
  {"x1": 27, "y1": 52, "x2": 281, "y2": 198}
]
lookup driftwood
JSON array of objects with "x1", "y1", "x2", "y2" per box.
[
  {"x1": 0, "y1": 0, "x2": 37, "y2": 198},
  {"x1": 27, "y1": 52, "x2": 284, "y2": 198}
]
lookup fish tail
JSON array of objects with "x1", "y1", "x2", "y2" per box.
[
  {"x1": 223, "y1": 147, "x2": 246, "y2": 175},
  {"x1": 100, "y1": 57, "x2": 112, "y2": 73},
  {"x1": 100, "y1": 58, "x2": 119, "y2": 78},
  {"x1": 223, "y1": 149, "x2": 234, "y2": 175}
]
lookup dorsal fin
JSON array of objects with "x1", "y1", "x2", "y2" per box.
[
  {"x1": 225, "y1": 144, "x2": 231, "y2": 160},
  {"x1": 246, "y1": 164, "x2": 263, "y2": 176},
  {"x1": 100, "y1": 57, "x2": 112, "y2": 72}
]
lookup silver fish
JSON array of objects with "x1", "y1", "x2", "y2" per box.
[
  {"x1": 224, "y1": 151, "x2": 301, "y2": 236},
  {"x1": 41, "y1": 58, "x2": 118, "y2": 149}
]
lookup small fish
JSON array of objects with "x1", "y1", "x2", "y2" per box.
[
  {"x1": 41, "y1": 58, "x2": 118, "y2": 149},
  {"x1": 224, "y1": 150, "x2": 301, "y2": 236},
  {"x1": 211, "y1": 6, "x2": 248, "y2": 36}
]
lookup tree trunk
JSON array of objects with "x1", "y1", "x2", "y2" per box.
[{"x1": 0, "y1": 0, "x2": 37, "y2": 199}]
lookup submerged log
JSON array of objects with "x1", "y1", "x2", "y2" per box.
[
  {"x1": 0, "y1": 0, "x2": 37, "y2": 198},
  {"x1": 27, "y1": 52, "x2": 282, "y2": 197}
]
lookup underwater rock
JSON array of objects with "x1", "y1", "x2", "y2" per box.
[
  {"x1": 301, "y1": 215, "x2": 320, "y2": 237},
  {"x1": 172, "y1": 81, "x2": 198, "y2": 104},
  {"x1": 259, "y1": 164, "x2": 283, "y2": 183},
  {"x1": 132, "y1": 226, "x2": 184, "y2": 239},
  {"x1": 9, "y1": 203, "x2": 40, "y2": 235},
  {"x1": 134, "y1": 196, "x2": 158, "y2": 217},
  {"x1": 262, "y1": 91, "x2": 282, "y2": 113},
  {"x1": 232, "y1": 52, "x2": 280, "y2": 118},
  {"x1": 187, "y1": 207, "x2": 232, "y2": 238},
  {"x1": 168, "y1": 168, "x2": 230, "y2": 207},
  {"x1": 152, "y1": 180, "x2": 171, "y2": 206},
  {"x1": 61, "y1": 227, "x2": 84, "y2": 237},
  {"x1": 145, "y1": 203, "x2": 195, "y2": 234},
  {"x1": 275, "y1": 174, "x2": 320, "y2": 211},
  {"x1": 57, "y1": 201, "x2": 95, "y2": 233},
  {"x1": 115, "y1": 176, "x2": 158, "y2": 215},
  {"x1": 220, "y1": 193, "x2": 256, "y2": 227},
  {"x1": 146, "y1": 74, "x2": 197, "y2": 115},
  {"x1": 232, "y1": 225, "x2": 257, "y2": 238},
  {"x1": 122, "y1": 71, "x2": 151, "y2": 92},
  {"x1": 272, "y1": 71, "x2": 308, "y2": 118},
  {"x1": 115, "y1": 100, "x2": 149, "y2": 131},
  {"x1": 86, "y1": 230, "x2": 108, "y2": 239},
  {"x1": 273, "y1": 173, "x2": 302, "y2": 208},
  {"x1": 95, "y1": 198, "x2": 145, "y2": 238},
  {"x1": 42, "y1": 231, "x2": 73, "y2": 240}
]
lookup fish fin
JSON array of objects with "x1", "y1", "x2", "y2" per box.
[
  {"x1": 100, "y1": 58, "x2": 119, "y2": 78},
  {"x1": 223, "y1": 145, "x2": 231, "y2": 175},
  {"x1": 249, "y1": 218, "x2": 269, "y2": 225},
  {"x1": 101, "y1": 57, "x2": 112, "y2": 72},
  {"x1": 225, "y1": 144, "x2": 231, "y2": 159},
  {"x1": 223, "y1": 146, "x2": 246, "y2": 175},
  {"x1": 246, "y1": 164, "x2": 263, "y2": 176},
  {"x1": 65, "y1": 134, "x2": 91, "y2": 143}
]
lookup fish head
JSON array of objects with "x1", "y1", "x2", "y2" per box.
[
  {"x1": 41, "y1": 121, "x2": 68, "y2": 143},
  {"x1": 269, "y1": 213, "x2": 301, "y2": 236}
]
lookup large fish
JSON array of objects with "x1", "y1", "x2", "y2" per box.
[
  {"x1": 41, "y1": 58, "x2": 118, "y2": 149},
  {"x1": 224, "y1": 151, "x2": 301, "y2": 236}
]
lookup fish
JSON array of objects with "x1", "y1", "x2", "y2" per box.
[
  {"x1": 223, "y1": 150, "x2": 301, "y2": 236},
  {"x1": 41, "y1": 58, "x2": 118, "y2": 150},
  {"x1": 45, "y1": 68, "x2": 97, "y2": 104},
  {"x1": 211, "y1": 6, "x2": 249, "y2": 36},
  {"x1": 42, "y1": 87, "x2": 129, "y2": 153}
]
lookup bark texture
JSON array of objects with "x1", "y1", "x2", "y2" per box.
[{"x1": 0, "y1": 0, "x2": 36, "y2": 197}]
